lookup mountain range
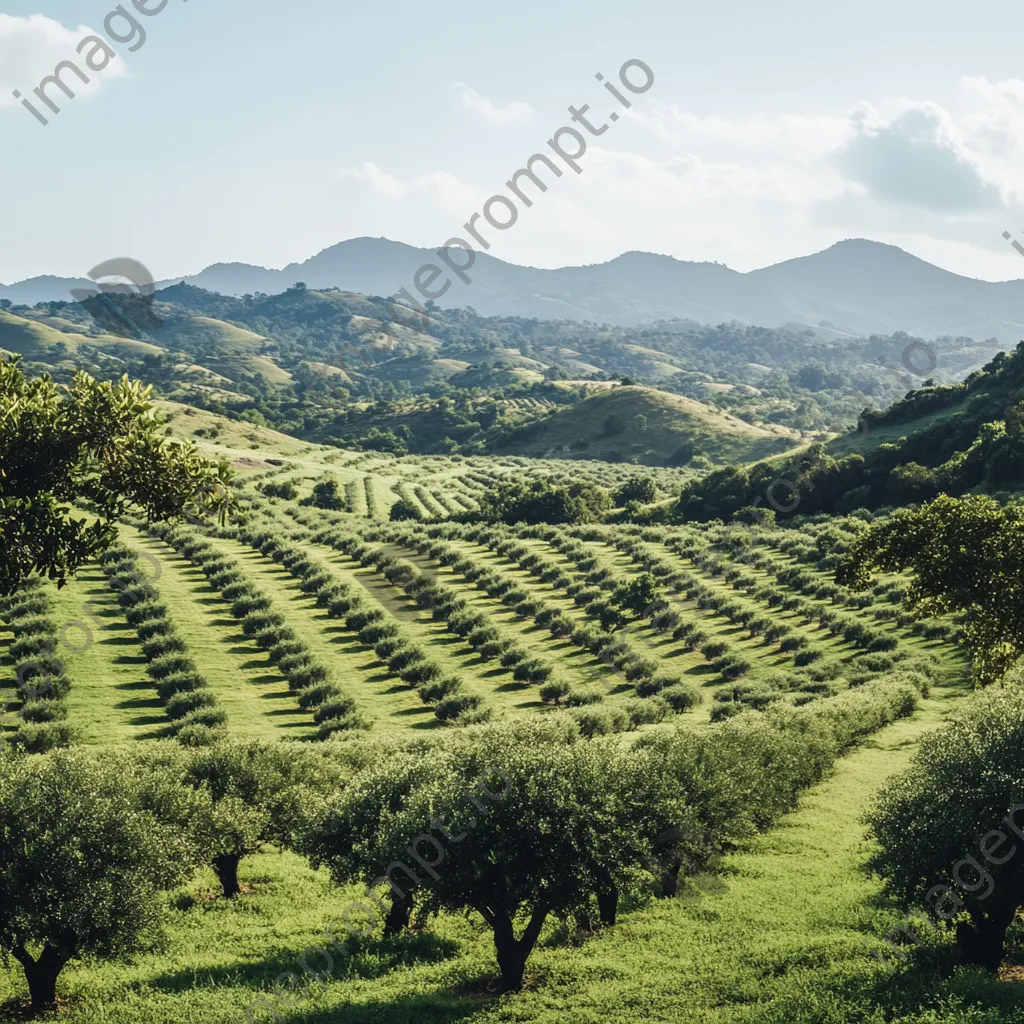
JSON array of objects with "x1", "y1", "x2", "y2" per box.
[{"x1": 7, "y1": 237, "x2": 1024, "y2": 343}]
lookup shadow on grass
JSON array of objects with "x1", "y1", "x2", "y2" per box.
[{"x1": 146, "y1": 932, "x2": 463, "y2": 999}]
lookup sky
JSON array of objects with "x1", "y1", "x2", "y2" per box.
[{"x1": 4, "y1": 0, "x2": 1024, "y2": 284}]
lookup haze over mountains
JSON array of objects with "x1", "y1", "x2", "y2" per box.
[{"x1": 7, "y1": 237, "x2": 1024, "y2": 343}]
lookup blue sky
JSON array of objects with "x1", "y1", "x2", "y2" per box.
[{"x1": 4, "y1": 0, "x2": 1024, "y2": 284}]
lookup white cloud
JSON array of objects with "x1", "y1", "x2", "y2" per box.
[
  {"x1": 454, "y1": 83, "x2": 533, "y2": 125},
  {"x1": 334, "y1": 77, "x2": 1024, "y2": 281},
  {"x1": 834, "y1": 101, "x2": 1004, "y2": 212},
  {"x1": 0, "y1": 14, "x2": 126, "y2": 111}
]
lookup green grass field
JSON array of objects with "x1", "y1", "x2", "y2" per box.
[{"x1": 0, "y1": 418, "x2": 988, "y2": 1023}]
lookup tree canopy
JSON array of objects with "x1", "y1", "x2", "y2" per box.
[
  {"x1": 0, "y1": 357, "x2": 232, "y2": 594},
  {"x1": 867, "y1": 686, "x2": 1024, "y2": 971},
  {"x1": 840, "y1": 494, "x2": 1024, "y2": 684}
]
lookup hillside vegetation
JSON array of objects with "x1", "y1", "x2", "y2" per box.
[{"x1": 491, "y1": 385, "x2": 798, "y2": 465}]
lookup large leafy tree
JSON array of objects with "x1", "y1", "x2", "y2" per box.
[
  {"x1": 839, "y1": 494, "x2": 1024, "y2": 684},
  {"x1": 183, "y1": 741, "x2": 346, "y2": 898},
  {"x1": 0, "y1": 747, "x2": 204, "y2": 1015},
  {"x1": 477, "y1": 479, "x2": 611, "y2": 526},
  {"x1": 0, "y1": 356, "x2": 231, "y2": 595},
  {"x1": 867, "y1": 687, "x2": 1024, "y2": 972},
  {"x1": 304, "y1": 719, "x2": 679, "y2": 991}
]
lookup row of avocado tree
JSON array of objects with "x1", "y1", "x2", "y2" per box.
[
  {"x1": 234, "y1": 519, "x2": 491, "y2": 725},
  {"x1": 278, "y1": 505, "x2": 702, "y2": 729},
  {"x1": 102, "y1": 543, "x2": 228, "y2": 745},
  {"x1": 0, "y1": 580, "x2": 76, "y2": 751},
  {"x1": 146, "y1": 521, "x2": 367, "y2": 739}
]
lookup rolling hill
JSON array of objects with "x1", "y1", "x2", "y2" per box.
[{"x1": 490, "y1": 385, "x2": 799, "y2": 465}]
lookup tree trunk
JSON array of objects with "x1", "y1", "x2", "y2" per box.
[
  {"x1": 383, "y1": 890, "x2": 414, "y2": 938},
  {"x1": 957, "y1": 902, "x2": 1019, "y2": 973},
  {"x1": 13, "y1": 945, "x2": 65, "y2": 1016},
  {"x1": 213, "y1": 853, "x2": 241, "y2": 898},
  {"x1": 597, "y1": 884, "x2": 619, "y2": 926},
  {"x1": 661, "y1": 858, "x2": 682, "y2": 898},
  {"x1": 487, "y1": 906, "x2": 550, "y2": 992}
]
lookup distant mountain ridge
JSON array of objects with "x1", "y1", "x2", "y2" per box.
[{"x1": 7, "y1": 237, "x2": 1024, "y2": 342}]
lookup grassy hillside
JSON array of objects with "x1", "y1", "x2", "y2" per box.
[{"x1": 491, "y1": 385, "x2": 799, "y2": 466}]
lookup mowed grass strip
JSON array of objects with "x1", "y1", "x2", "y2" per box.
[
  {"x1": 199, "y1": 534, "x2": 438, "y2": 732},
  {"x1": 47, "y1": 565, "x2": 162, "y2": 746},
  {"x1": 129, "y1": 532, "x2": 313, "y2": 742}
]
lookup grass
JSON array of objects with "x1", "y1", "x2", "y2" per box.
[
  {"x1": 49, "y1": 564, "x2": 160, "y2": 746},
  {"x1": 492, "y1": 385, "x2": 799, "y2": 466},
  {"x1": 3, "y1": 665, "x2": 1001, "y2": 1024},
  {"x1": 128, "y1": 531, "x2": 315, "y2": 742}
]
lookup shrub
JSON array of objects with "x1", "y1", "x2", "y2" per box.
[
  {"x1": 625, "y1": 696, "x2": 669, "y2": 727},
  {"x1": 19, "y1": 699, "x2": 67, "y2": 723},
  {"x1": 136, "y1": 618, "x2": 173, "y2": 642},
  {"x1": 296, "y1": 683, "x2": 341, "y2": 709},
  {"x1": 285, "y1": 663, "x2": 330, "y2": 689},
  {"x1": 346, "y1": 608, "x2": 385, "y2": 632},
  {"x1": 420, "y1": 676, "x2": 464, "y2": 703},
  {"x1": 624, "y1": 659, "x2": 658, "y2": 682},
  {"x1": 142, "y1": 634, "x2": 186, "y2": 660},
  {"x1": 125, "y1": 601, "x2": 168, "y2": 627},
  {"x1": 176, "y1": 723, "x2": 221, "y2": 747},
  {"x1": 255, "y1": 625, "x2": 297, "y2": 650},
  {"x1": 166, "y1": 689, "x2": 218, "y2": 721},
  {"x1": 701, "y1": 640, "x2": 728, "y2": 660},
  {"x1": 358, "y1": 621, "x2": 399, "y2": 646},
  {"x1": 660, "y1": 683, "x2": 702, "y2": 713},
  {"x1": 388, "y1": 647, "x2": 425, "y2": 674},
  {"x1": 311, "y1": 692, "x2": 360, "y2": 724},
  {"x1": 241, "y1": 611, "x2": 284, "y2": 637},
  {"x1": 232, "y1": 594, "x2": 271, "y2": 617},
  {"x1": 500, "y1": 647, "x2": 527, "y2": 669},
  {"x1": 434, "y1": 694, "x2": 483, "y2": 722},
  {"x1": 539, "y1": 679, "x2": 572, "y2": 704},
  {"x1": 794, "y1": 649, "x2": 824, "y2": 667},
  {"x1": 172, "y1": 707, "x2": 227, "y2": 732},
  {"x1": 147, "y1": 654, "x2": 195, "y2": 680},
  {"x1": 155, "y1": 672, "x2": 207, "y2": 701},
  {"x1": 513, "y1": 658, "x2": 552, "y2": 684},
  {"x1": 565, "y1": 690, "x2": 603, "y2": 707},
  {"x1": 401, "y1": 661, "x2": 443, "y2": 686}
]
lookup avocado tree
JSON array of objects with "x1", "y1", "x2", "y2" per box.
[
  {"x1": 867, "y1": 686, "x2": 1024, "y2": 971},
  {"x1": 184, "y1": 740, "x2": 344, "y2": 898},
  {"x1": 307, "y1": 719, "x2": 679, "y2": 991},
  {"x1": 0, "y1": 748, "x2": 203, "y2": 1015},
  {"x1": 840, "y1": 494, "x2": 1024, "y2": 683},
  {"x1": 0, "y1": 356, "x2": 232, "y2": 595},
  {"x1": 614, "y1": 475, "x2": 657, "y2": 506}
]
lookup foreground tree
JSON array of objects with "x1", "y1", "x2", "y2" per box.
[
  {"x1": 306, "y1": 719, "x2": 679, "y2": 990},
  {"x1": 0, "y1": 748, "x2": 202, "y2": 1015},
  {"x1": 0, "y1": 356, "x2": 231, "y2": 595},
  {"x1": 184, "y1": 741, "x2": 344, "y2": 897},
  {"x1": 840, "y1": 494, "x2": 1024, "y2": 683},
  {"x1": 867, "y1": 686, "x2": 1024, "y2": 971}
]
